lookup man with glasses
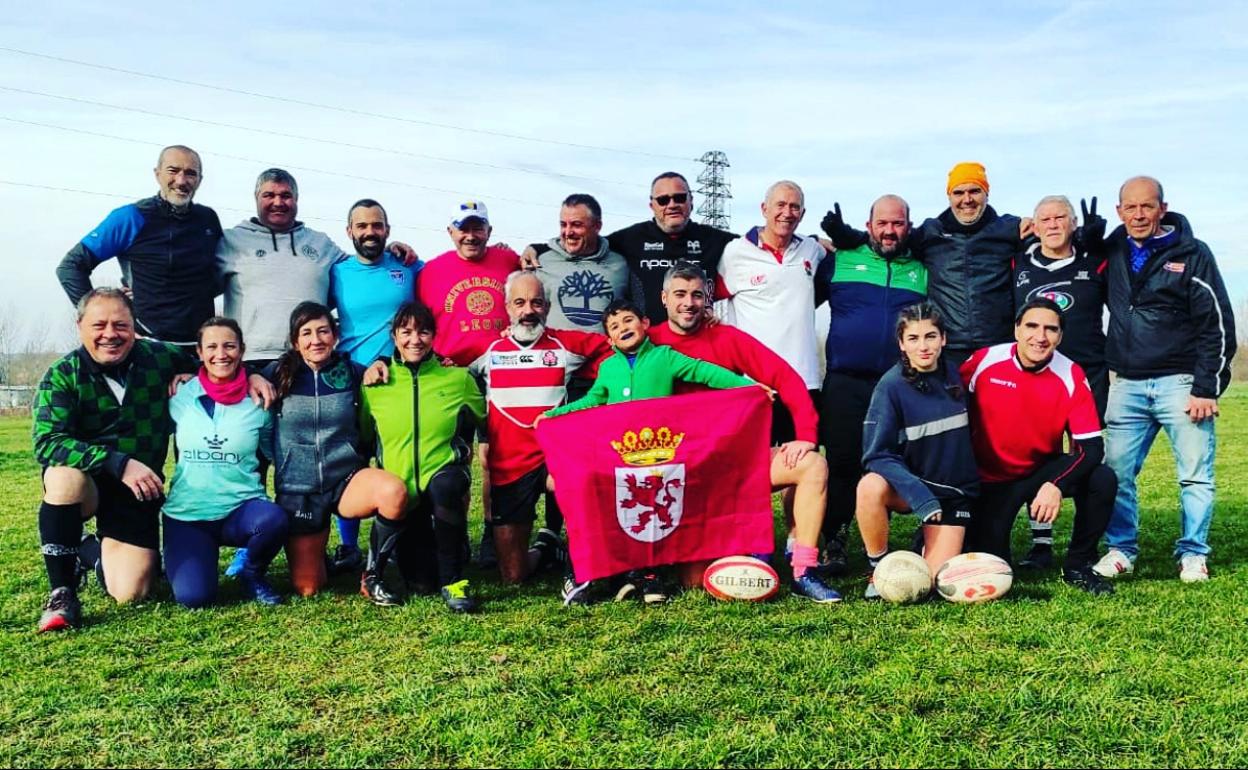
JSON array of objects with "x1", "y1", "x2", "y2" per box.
[{"x1": 523, "y1": 172, "x2": 738, "y2": 322}]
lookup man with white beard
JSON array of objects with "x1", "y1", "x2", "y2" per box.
[{"x1": 466, "y1": 272, "x2": 611, "y2": 586}]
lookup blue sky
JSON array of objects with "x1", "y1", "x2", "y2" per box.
[{"x1": 1, "y1": 0, "x2": 1244, "y2": 347}]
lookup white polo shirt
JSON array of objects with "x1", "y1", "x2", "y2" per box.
[{"x1": 716, "y1": 227, "x2": 826, "y2": 388}]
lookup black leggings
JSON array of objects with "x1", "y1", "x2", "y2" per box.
[
  {"x1": 396, "y1": 465, "x2": 471, "y2": 587},
  {"x1": 967, "y1": 464, "x2": 1117, "y2": 569}
]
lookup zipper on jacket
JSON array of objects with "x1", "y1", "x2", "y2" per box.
[
  {"x1": 313, "y1": 370, "x2": 325, "y2": 491},
  {"x1": 880, "y1": 260, "x2": 894, "y2": 372},
  {"x1": 410, "y1": 362, "x2": 421, "y2": 488}
]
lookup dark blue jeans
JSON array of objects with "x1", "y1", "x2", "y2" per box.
[{"x1": 163, "y1": 499, "x2": 289, "y2": 608}]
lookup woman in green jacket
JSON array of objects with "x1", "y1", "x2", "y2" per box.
[{"x1": 360, "y1": 302, "x2": 486, "y2": 613}]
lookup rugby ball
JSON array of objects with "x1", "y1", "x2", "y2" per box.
[
  {"x1": 873, "y1": 551, "x2": 933, "y2": 604},
  {"x1": 702, "y1": 556, "x2": 780, "y2": 602},
  {"x1": 935, "y1": 552, "x2": 1013, "y2": 604}
]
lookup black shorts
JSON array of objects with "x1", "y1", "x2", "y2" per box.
[
  {"x1": 276, "y1": 470, "x2": 358, "y2": 536},
  {"x1": 770, "y1": 389, "x2": 818, "y2": 446},
  {"x1": 490, "y1": 465, "x2": 551, "y2": 527},
  {"x1": 898, "y1": 496, "x2": 974, "y2": 528},
  {"x1": 93, "y1": 472, "x2": 162, "y2": 550}
]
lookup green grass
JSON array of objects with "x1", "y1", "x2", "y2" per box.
[{"x1": 3, "y1": 390, "x2": 1248, "y2": 767}]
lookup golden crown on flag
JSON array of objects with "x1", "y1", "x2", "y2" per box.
[{"x1": 612, "y1": 427, "x2": 684, "y2": 466}]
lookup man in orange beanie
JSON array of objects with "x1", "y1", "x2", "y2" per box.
[{"x1": 822, "y1": 162, "x2": 1023, "y2": 371}]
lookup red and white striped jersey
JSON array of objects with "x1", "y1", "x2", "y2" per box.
[{"x1": 468, "y1": 328, "x2": 610, "y2": 485}]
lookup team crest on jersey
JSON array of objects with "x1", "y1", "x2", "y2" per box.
[
  {"x1": 750, "y1": 274, "x2": 767, "y2": 286},
  {"x1": 803, "y1": 260, "x2": 813, "y2": 276},
  {"x1": 301, "y1": 244, "x2": 320, "y2": 260},
  {"x1": 388, "y1": 270, "x2": 407, "y2": 285},
  {"x1": 1075, "y1": 270, "x2": 1091, "y2": 281},
  {"x1": 466, "y1": 290, "x2": 495, "y2": 316},
  {"x1": 688, "y1": 240, "x2": 702, "y2": 255},
  {"x1": 542, "y1": 350, "x2": 559, "y2": 367},
  {"x1": 1031, "y1": 282, "x2": 1074, "y2": 311},
  {"x1": 321, "y1": 360, "x2": 352, "y2": 390},
  {"x1": 1164, "y1": 262, "x2": 1186, "y2": 273},
  {"x1": 1016, "y1": 271, "x2": 1031, "y2": 287}
]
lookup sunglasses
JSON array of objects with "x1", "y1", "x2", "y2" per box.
[{"x1": 651, "y1": 193, "x2": 689, "y2": 206}]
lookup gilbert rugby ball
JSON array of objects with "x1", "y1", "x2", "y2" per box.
[
  {"x1": 873, "y1": 551, "x2": 933, "y2": 604},
  {"x1": 935, "y1": 552, "x2": 1013, "y2": 603},
  {"x1": 702, "y1": 556, "x2": 780, "y2": 602}
]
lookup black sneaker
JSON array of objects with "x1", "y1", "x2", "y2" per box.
[
  {"x1": 38, "y1": 587, "x2": 82, "y2": 632},
  {"x1": 1019, "y1": 546, "x2": 1054, "y2": 570},
  {"x1": 328, "y1": 544, "x2": 364, "y2": 576},
  {"x1": 360, "y1": 572, "x2": 403, "y2": 606},
  {"x1": 561, "y1": 577, "x2": 595, "y2": 607},
  {"x1": 1063, "y1": 565, "x2": 1115, "y2": 596},
  {"x1": 822, "y1": 535, "x2": 850, "y2": 577},
  {"x1": 639, "y1": 572, "x2": 668, "y2": 605},
  {"x1": 532, "y1": 528, "x2": 567, "y2": 574}
]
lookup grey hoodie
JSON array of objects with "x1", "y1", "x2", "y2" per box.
[
  {"x1": 534, "y1": 236, "x2": 638, "y2": 332},
  {"x1": 216, "y1": 219, "x2": 348, "y2": 360}
]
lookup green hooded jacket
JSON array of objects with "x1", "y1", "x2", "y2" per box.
[{"x1": 547, "y1": 338, "x2": 753, "y2": 417}]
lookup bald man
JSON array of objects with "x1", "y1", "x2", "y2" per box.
[
  {"x1": 1094, "y1": 176, "x2": 1235, "y2": 584},
  {"x1": 57, "y1": 146, "x2": 223, "y2": 348},
  {"x1": 814, "y1": 195, "x2": 927, "y2": 571}
]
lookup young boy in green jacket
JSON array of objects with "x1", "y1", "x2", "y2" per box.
[{"x1": 544, "y1": 299, "x2": 765, "y2": 418}]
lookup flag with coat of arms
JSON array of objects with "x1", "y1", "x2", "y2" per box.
[{"x1": 535, "y1": 387, "x2": 774, "y2": 582}]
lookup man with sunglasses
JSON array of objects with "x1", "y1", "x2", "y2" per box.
[{"x1": 522, "y1": 172, "x2": 738, "y2": 323}]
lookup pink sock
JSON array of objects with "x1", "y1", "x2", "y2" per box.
[{"x1": 791, "y1": 544, "x2": 819, "y2": 578}]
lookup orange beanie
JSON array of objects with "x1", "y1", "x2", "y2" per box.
[{"x1": 946, "y1": 162, "x2": 989, "y2": 195}]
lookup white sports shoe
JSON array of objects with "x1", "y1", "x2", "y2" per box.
[
  {"x1": 1179, "y1": 554, "x2": 1209, "y2": 583},
  {"x1": 1092, "y1": 549, "x2": 1135, "y2": 578}
]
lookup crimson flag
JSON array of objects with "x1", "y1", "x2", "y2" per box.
[{"x1": 536, "y1": 387, "x2": 774, "y2": 582}]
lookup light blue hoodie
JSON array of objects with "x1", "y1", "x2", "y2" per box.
[{"x1": 163, "y1": 377, "x2": 273, "y2": 522}]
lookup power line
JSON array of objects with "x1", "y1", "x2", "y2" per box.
[
  {"x1": 0, "y1": 180, "x2": 545, "y2": 244},
  {"x1": 0, "y1": 46, "x2": 696, "y2": 163},
  {"x1": 0, "y1": 116, "x2": 640, "y2": 221},
  {"x1": 0, "y1": 85, "x2": 637, "y2": 188}
]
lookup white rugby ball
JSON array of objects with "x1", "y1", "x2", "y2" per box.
[
  {"x1": 702, "y1": 556, "x2": 780, "y2": 602},
  {"x1": 873, "y1": 551, "x2": 933, "y2": 604},
  {"x1": 935, "y1": 552, "x2": 1013, "y2": 603}
]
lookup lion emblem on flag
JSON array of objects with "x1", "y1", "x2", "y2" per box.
[{"x1": 615, "y1": 465, "x2": 685, "y2": 543}]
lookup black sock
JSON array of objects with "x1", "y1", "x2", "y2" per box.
[
  {"x1": 39, "y1": 502, "x2": 83, "y2": 591},
  {"x1": 368, "y1": 516, "x2": 405, "y2": 577},
  {"x1": 433, "y1": 507, "x2": 467, "y2": 586},
  {"x1": 543, "y1": 492, "x2": 563, "y2": 534}
]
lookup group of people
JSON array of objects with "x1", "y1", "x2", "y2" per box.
[{"x1": 31, "y1": 146, "x2": 1235, "y2": 632}]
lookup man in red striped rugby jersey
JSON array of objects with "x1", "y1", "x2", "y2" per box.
[{"x1": 467, "y1": 271, "x2": 611, "y2": 584}]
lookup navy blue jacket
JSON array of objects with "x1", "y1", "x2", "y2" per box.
[
  {"x1": 57, "y1": 194, "x2": 222, "y2": 345},
  {"x1": 1104, "y1": 212, "x2": 1235, "y2": 398},
  {"x1": 862, "y1": 362, "x2": 980, "y2": 519}
]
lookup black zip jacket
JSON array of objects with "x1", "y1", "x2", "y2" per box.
[
  {"x1": 1104, "y1": 212, "x2": 1235, "y2": 398},
  {"x1": 57, "y1": 194, "x2": 222, "y2": 344}
]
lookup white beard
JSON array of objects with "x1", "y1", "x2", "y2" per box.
[{"x1": 510, "y1": 322, "x2": 546, "y2": 344}]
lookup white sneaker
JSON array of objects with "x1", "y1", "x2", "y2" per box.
[
  {"x1": 1179, "y1": 554, "x2": 1209, "y2": 583},
  {"x1": 1092, "y1": 549, "x2": 1135, "y2": 578}
]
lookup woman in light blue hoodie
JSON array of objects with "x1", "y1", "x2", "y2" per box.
[{"x1": 162, "y1": 317, "x2": 288, "y2": 607}]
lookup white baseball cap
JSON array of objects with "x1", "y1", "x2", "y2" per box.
[{"x1": 450, "y1": 200, "x2": 490, "y2": 229}]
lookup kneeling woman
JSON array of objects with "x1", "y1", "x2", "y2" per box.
[
  {"x1": 856, "y1": 301, "x2": 981, "y2": 599},
  {"x1": 163, "y1": 318, "x2": 288, "y2": 607},
  {"x1": 360, "y1": 301, "x2": 485, "y2": 612},
  {"x1": 267, "y1": 302, "x2": 410, "y2": 605}
]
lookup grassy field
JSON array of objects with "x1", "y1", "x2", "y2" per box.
[{"x1": 2, "y1": 389, "x2": 1248, "y2": 767}]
